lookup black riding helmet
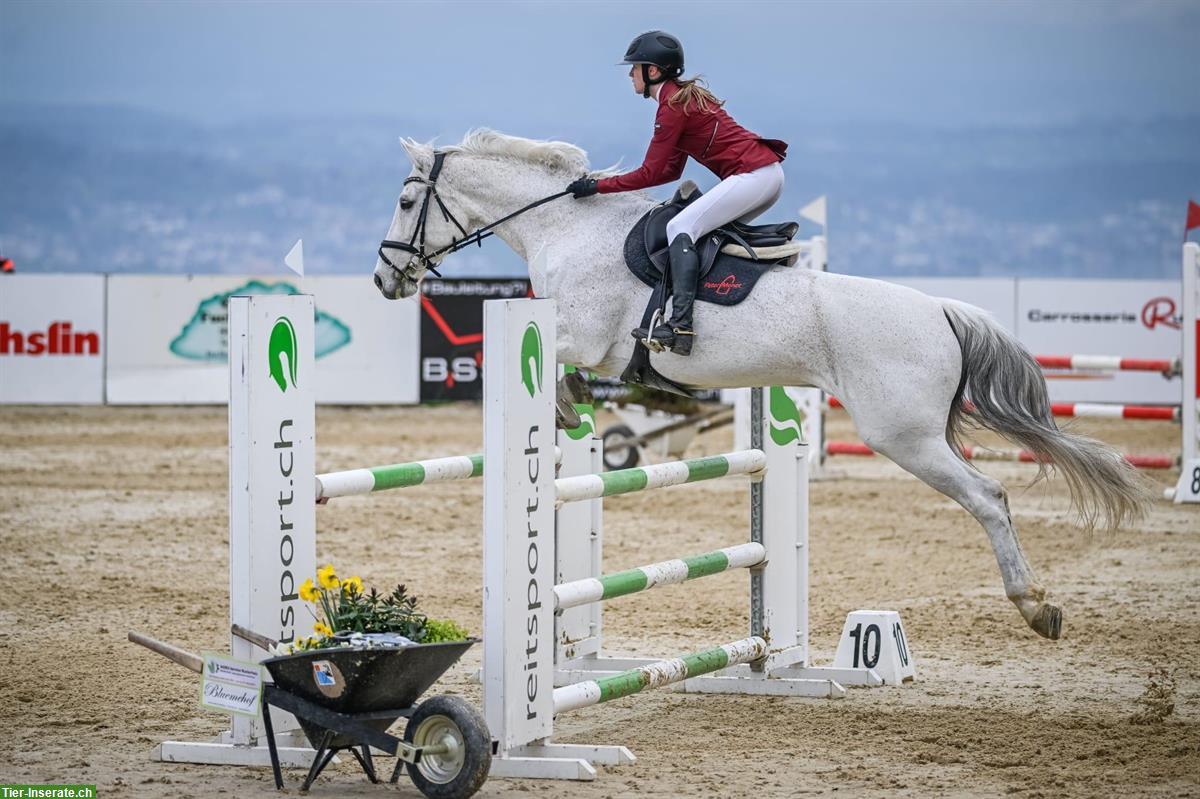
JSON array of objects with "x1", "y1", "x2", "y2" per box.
[{"x1": 620, "y1": 31, "x2": 684, "y2": 98}]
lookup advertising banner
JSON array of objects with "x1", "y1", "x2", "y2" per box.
[
  {"x1": 419, "y1": 278, "x2": 531, "y2": 401},
  {"x1": 0, "y1": 274, "x2": 106, "y2": 404},
  {"x1": 1016, "y1": 280, "x2": 1181, "y2": 404},
  {"x1": 106, "y1": 275, "x2": 419, "y2": 404}
]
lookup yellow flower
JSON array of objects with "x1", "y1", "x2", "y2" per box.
[
  {"x1": 317, "y1": 564, "x2": 339, "y2": 590},
  {"x1": 313, "y1": 621, "x2": 332, "y2": 637},
  {"x1": 299, "y1": 578, "x2": 319, "y2": 603},
  {"x1": 342, "y1": 576, "x2": 363, "y2": 596}
]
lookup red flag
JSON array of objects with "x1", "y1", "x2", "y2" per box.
[{"x1": 1187, "y1": 200, "x2": 1200, "y2": 234}]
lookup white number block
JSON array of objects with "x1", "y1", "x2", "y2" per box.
[
  {"x1": 1173, "y1": 459, "x2": 1200, "y2": 504},
  {"x1": 832, "y1": 610, "x2": 915, "y2": 685}
]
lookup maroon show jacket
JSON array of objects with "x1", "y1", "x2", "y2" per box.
[{"x1": 596, "y1": 80, "x2": 787, "y2": 194}]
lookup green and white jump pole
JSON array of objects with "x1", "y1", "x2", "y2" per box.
[
  {"x1": 554, "y1": 450, "x2": 766, "y2": 503},
  {"x1": 552, "y1": 637, "x2": 768, "y2": 714},
  {"x1": 553, "y1": 543, "x2": 766, "y2": 611},
  {"x1": 315, "y1": 448, "x2": 566, "y2": 500},
  {"x1": 316, "y1": 453, "x2": 484, "y2": 499}
]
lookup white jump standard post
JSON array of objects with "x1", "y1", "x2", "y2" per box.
[
  {"x1": 156, "y1": 293, "x2": 319, "y2": 768},
  {"x1": 1174, "y1": 242, "x2": 1200, "y2": 503},
  {"x1": 483, "y1": 298, "x2": 883, "y2": 782}
]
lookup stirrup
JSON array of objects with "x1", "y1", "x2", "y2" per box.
[{"x1": 638, "y1": 308, "x2": 667, "y2": 353}]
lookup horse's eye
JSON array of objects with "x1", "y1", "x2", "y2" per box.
[{"x1": 400, "y1": 198, "x2": 415, "y2": 211}]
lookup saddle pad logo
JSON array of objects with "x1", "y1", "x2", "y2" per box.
[
  {"x1": 520, "y1": 322, "x2": 543, "y2": 397},
  {"x1": 268, "y1": 316, "x2": 299, "y2": 393},
  {"x1": 703, "y1": 274, "x2": 744, "y2": 296}
]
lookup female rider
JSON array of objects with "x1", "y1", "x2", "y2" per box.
[{"x1": 567, "y1": 30, "x2": 788, "y2": 356}]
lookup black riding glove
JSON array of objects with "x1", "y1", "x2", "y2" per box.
[{"x1": 566, "y1": 177, "x2": 599, "y2": 199}]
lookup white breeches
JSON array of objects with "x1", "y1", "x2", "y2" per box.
[{"x1": 665, "y1": 161, "x2": 785, "y2": 243}]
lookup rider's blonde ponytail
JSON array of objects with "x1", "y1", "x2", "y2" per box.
[{"x1": 666, "y1": 76, "x2": 724, "y2": 114}]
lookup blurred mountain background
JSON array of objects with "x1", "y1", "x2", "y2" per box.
[{"x1": 3, "y1": 1, "x2": 1198, "y2": 279}]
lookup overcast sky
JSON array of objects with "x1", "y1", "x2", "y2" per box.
[{"x1": 5, "y1": 0, "x2": 1198, "y2": 130}]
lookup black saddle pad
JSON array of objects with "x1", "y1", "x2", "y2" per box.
[{"x1": 622, "y1": 185, "x2": 799, "y2": 307}]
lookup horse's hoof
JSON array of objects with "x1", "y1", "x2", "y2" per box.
[
  {"x1": 1030, "y1": 603, "x2": 1062, "y2": 640},
  {"x1": 559, "y1": 370, "x2": 593, "y2": 405},
  {"x1": 555, "y1": 396, "x2": 582, "y2": 430}
]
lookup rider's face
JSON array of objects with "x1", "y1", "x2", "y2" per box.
[{"x1": 628, "y1": 65, "x2": 660, "y2": 95}]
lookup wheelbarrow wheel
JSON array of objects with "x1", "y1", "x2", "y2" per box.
[
  {"x1": 602, "y1": 424, "x2": 639, "y2": 470},
  {"x1": 403, "y1": 694, "x2": 491, "y2": 799}
]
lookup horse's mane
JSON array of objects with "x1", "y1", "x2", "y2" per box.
[{"x1": 403, "y1": 129, "x2": 620, "y2": 178}]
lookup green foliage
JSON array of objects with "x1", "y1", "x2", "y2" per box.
[
  {"x1": 295, "y1": 566, "x2": 470, "y2": 650},
  {"x1": 421, "y1": 618, "x2": 471, "y2": 643},
  {"x1": 329, "y1": 584, "x2": 428, "y2": 641}
]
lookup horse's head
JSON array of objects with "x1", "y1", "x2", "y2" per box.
[
  {"x1": 374, "y1": 138, "x2": 473, "y2": 300},
  {"x1": 374, "y1": 130, "x2": 620, "y2": 299}
]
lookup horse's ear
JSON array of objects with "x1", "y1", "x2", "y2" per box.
[{"x1": 399, "y1": 137, "x2": 433, "y2": 172}]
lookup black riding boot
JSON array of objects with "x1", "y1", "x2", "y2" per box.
[{"x1": 633, "y1": 233, "x2": 700, "y2": 355}]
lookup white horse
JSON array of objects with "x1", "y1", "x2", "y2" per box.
[{"x1": 373, "y1": 129, "x2": 1148, "y2": 640}]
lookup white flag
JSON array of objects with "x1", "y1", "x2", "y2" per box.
[
  {"x1": 799, "y1": 196, "x2": 827, "y2": 227},
  {"x1": 284, "y1": 239, "x2": 305, "y2": 276}
]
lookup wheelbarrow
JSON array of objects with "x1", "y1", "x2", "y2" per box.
[{"x1": 129, "y1": 626, "x2": 492, "y2": 799}]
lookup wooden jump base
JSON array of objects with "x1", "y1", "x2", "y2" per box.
[{"x1": 824, "y1": 440, "x2": 1178, "y2": 470}]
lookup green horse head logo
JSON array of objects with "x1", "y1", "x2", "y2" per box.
[
  {"x1": 560, "y1": 366, "x2": 596, "y2": 440},
  {"x1": 520, "y1": 322, "x2": 543, "y2": 397},
  {"x1": 768, "y1": 385, "x2": 806, "y2": 446},
  {"x1": 268, "y1": 317, "x2": 299, "y2": 392}
]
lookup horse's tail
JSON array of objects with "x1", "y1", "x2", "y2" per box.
[{"x1": 941, "y1": 299, "x2": 1149, "y2": 530}]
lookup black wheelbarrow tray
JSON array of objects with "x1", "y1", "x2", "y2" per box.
[{"x1": 260, "y1": 640, "x2": 491, "y2": 799}]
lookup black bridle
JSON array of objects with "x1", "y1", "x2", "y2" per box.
[{"x1": 377, "y1": 151, "x2": 572, "y2": 285}]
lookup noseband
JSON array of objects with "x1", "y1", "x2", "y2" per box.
[{"x1": 378, "y1": 150, "x2": 573, "y2": 286}]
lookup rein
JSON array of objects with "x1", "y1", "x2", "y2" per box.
[{"x1": 378, "y1": 151, "x2": 572, "y2": 280}]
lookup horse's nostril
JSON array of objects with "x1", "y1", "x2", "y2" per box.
[{"x1": 374, "y1": 273, "x2": 383, "y2": 289}]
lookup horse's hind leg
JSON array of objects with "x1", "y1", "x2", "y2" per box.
[{"x1": 860, "y1": 421, "x2": 1063, "y2": 640}]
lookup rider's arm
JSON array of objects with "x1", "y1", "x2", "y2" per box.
[{"x1": 596, "y1": 102, "x2": 687, "y2": 193}]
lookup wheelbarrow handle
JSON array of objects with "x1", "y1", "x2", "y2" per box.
[
  {"x1": 127, "y1": 630, "x2": 203, "y2": 674},
  {"x1": 231, "y1": 623, "x2": 278, "y2": 652}
]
